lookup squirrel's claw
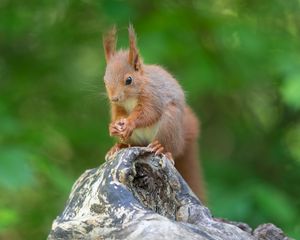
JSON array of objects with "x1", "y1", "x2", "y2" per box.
[
  {"x1": 118, "y1": 119, "x2": 135, "y2": 140},
  {"x1": 148, "y1": 140, "x2": 164, "y2": 155},
  {"x1": 148, "y1": 141, "x2": 174, "y2": 165},
  {"x1": 109, "y1": 119, "x2": 128, "y2": 137},
  {"x1": 105, "y1": 144, "x2": 120, "y2": 161},
  {"x1": 164, "y1": 152, "x2": 174, "y2": 165},
  {"x1": 105, "y1": 143, "x2": 130, "y2": 161},
  {"x1": 109, "y1": 122, "x2": 121, "y2": 137}
]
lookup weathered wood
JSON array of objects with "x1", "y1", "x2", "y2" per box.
[{"x1": 48, "y1": 147, "x2": 292, "y2": 240}]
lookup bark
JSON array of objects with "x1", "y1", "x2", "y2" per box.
[{"x1": 48, "y1": 147, "x2": 292, "y2": 240}]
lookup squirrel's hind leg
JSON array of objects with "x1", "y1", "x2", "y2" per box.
[
  {"x1": 148, "y1": 140, "x2": 164, "y2": 155},
  {"x1": 147, "y1": 140, "x2": 174, "y2": 164}
]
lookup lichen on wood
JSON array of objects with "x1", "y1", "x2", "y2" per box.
[{"x1": 48, "y1": 147, "x2": 292, "y2": 240}]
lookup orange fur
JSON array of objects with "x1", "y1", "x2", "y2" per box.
[
  {"x1": 111, "y1": 104, "x2": 127, "y2": 122},
  {"x1": 102, "y1": 25, "x2": 206, "y2": 202}
]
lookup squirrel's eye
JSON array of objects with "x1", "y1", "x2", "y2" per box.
[{"x1": 125, "y1": 76, "x2": 133, "y2": 85}]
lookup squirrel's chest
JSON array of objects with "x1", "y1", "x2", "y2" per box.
[
  {"x1": 122, "y1": 98, "x2": 138, "y2": 113},
  {"x1": 122, "y1": 98, "x2": 159, "y2": 144},
  {"x1": 130, "y1": 123, "x2": 160, "y2": 145}
]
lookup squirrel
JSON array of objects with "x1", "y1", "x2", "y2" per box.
[{"x1": 102, "y1": 25, "x2": 205, "y2": 201}]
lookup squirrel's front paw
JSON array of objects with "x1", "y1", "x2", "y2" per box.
[
  {"x1": 109, "y1": 120, "x2": 124, "y2": 137},
  {"x1": 109, "y1": 118, "x2": 135, "y2": 140},
  {"x1": 118, "y1": 118, "x2": 135, "y2": 140}
]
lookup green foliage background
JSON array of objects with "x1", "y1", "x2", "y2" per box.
[{"x1": 1, "y1": 0, "x2": 300, "y2": 239}]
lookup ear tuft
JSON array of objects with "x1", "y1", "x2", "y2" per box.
[
  {"x1": 103, "y1": 25, "x2": 117, "y2": 63},
  {"x1": 128, "y1": 24, "x2": 142, "y2": 71}
]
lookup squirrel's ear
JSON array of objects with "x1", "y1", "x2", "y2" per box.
[
  {"x1": 128, "y1": 24, "x2": 142, "y2": 71},
  {"x1": 103, "y1": 25, "x2": 117, "y2": 63}
]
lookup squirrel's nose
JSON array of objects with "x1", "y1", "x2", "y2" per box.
[{"x1": 111, "y1": 96, "x2": 119, "y2": 102}]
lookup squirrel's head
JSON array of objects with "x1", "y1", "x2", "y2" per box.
[{"x1": 103, "y1": 25, "x2": 144, "y2": 105}]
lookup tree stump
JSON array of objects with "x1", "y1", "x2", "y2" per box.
[{"x1": 48, "y1": 147, "x2": 292, "y2": 240}]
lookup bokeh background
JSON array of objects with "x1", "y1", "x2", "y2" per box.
[{"x1": 1, "y1": 0, "x2": 300, "y2": 239}]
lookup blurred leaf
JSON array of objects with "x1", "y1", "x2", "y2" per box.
[
  {"x1": 33, "y1": 156, "x2": 73, "y2": 193},
  {"x1": 253, "y1": 184, "x2": 297, "y2": 226},
  {"x1": 284, "y1": 123, "x2": 300, "y2": 164},
  {"x1": 280, "y1": 73, "x2": 300, "y2": 110},
  {"x1": 0, "y1": 116, "x2": 21, "y2": 137},
  {"x1": 0, "y1": 102, "x2": 22, "y2": 137},
  {"x1": 0, "y1": 148, "x2": 34, "y2": 190},
  {"x1": 0, "y1": 208, "x2": 19, "y2": 231},
  {"x1": 247, "y1": 89, "x2": 278, "y2": 131},
  {"x1": 209, "y1": 185, "x2": 253, "y2": 221}
]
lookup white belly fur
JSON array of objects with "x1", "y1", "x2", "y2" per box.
[
  {"x1": 122, "y1": 98, "x2": 138, "y2": 113},
  {"x1": 121, "y1": 97, "x2": 159, "y2": 144},
  {"x1": 130, "y1": 122, "x2": 160, "y2": 145}
]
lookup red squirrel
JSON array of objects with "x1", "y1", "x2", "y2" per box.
[{"x1": 102, "y1": 25, "x2": 205, "y2": 201}]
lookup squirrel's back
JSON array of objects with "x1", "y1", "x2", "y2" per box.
[{"x1": 143, "y1": 65, "x2": 185, "y2": 110}]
